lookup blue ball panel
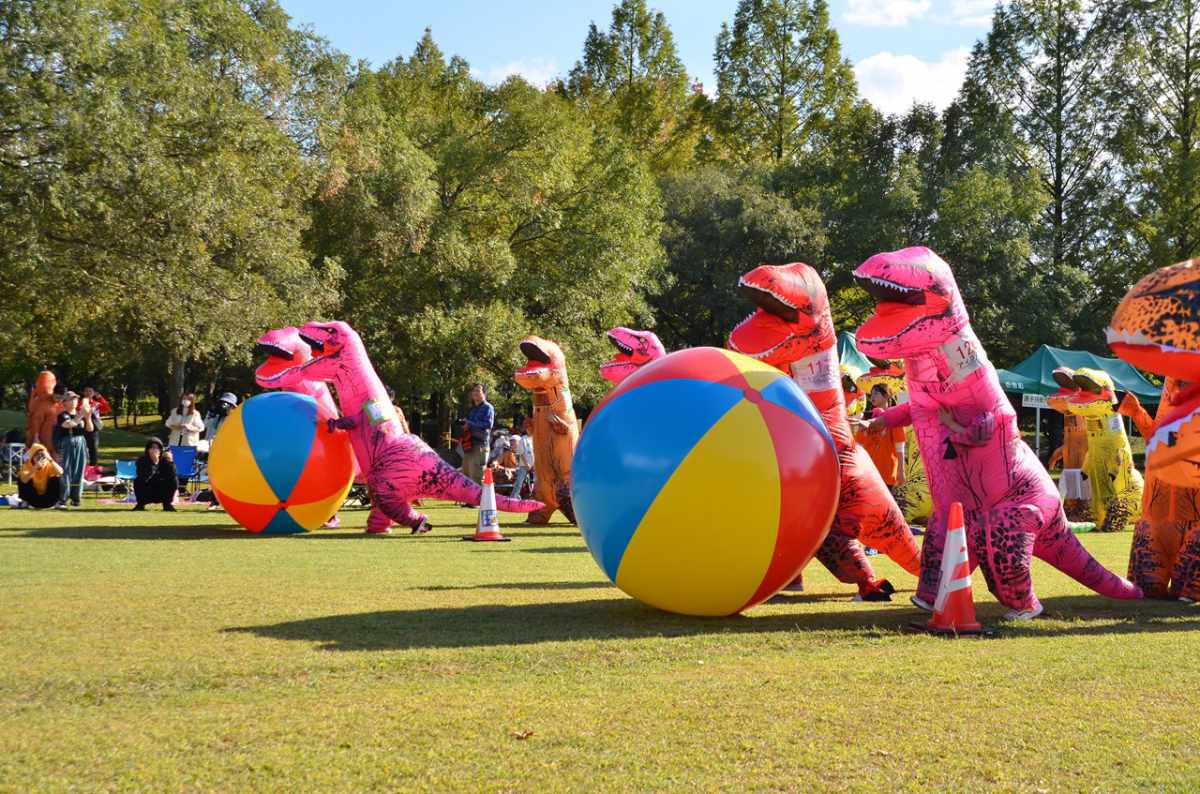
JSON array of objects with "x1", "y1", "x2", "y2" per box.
[
  {"x1": 243, "y1": 392, "x2": 317, "y2": 501},
  {"x1": 574, "y1": 378, "x2": 742, "y2": 580}
]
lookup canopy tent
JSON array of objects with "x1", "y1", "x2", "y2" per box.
[
  {"x1": 996, "y1": 345, "x2": 1161, "y2": 402},
  {"x1": 837, "y1": 332, "x2": 874, "y2": 381}
]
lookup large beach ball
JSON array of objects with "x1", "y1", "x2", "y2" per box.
[
  {"x1": 573, "y1": 347, "x2": 840, "y2": 616},
  {"x1": 208, "y1": 392, "x2": 354, "y2": 534}
]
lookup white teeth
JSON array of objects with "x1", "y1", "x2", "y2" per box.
[
  {"x1": 1147, "y1": 409, "x2": 1199, "y2": 455},
  {"x1": 738, "y1": 278, "x2": 797, "y2": 309},
  {"x1": 867, "y1": 275, "x2": 914, "y2": 292},
  {"x1": 1105, "y1": 327, "x2": 1154, "y2": 346}
]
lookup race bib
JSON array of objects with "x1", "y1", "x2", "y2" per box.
[
  {"x1": 939, "y1": 329, "x2": 987, "y2": 384},
  {"x1": 362, "y1": 398, "x2": 396, "y2": 427},
  {"x1": 788, "y1": 347, "x2": 840, "y2": 392},
  {"x1": 1108, "y1": 415, "x2": 1122, "y2": 432}
]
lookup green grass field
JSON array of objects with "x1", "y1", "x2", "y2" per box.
[{"x1": 1, "y1": 408, "x2": 1199, "y2": 791}]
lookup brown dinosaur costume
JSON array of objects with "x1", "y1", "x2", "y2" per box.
[
  {"x1": 25, "y1": 371, "x2": 60, "y2": 457},
  {"x1": 514, "y1": 336, "x2": 579, "y2": 524}
]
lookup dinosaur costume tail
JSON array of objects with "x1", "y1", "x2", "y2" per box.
[
  {"x1": 430, "y1": 463, "x2": 544, "y2": 513},
  {"x1": 1035, "y1": 516, "x2": 1143, "y2": 600}
]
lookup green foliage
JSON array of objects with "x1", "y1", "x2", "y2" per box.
[
  {"x1": 714, "y1": 0, "x2": 857, "y2": 162},
  {"x1": 563, "y1": 0, "x2": 698, "y2": 174},
  {"x1": 0, "y1": 0, "x2": 347, "y2": 396},
  {"x1": 311, "y1": 33, "x2": 664, "y2": 412},
  {"x1": 653, "y1": 166, "x2": 825, "y2": 348}
]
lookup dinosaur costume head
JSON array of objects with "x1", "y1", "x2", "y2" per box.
[
  {"x1": 32, "y1": 371, "x2": 55, "y2": 398},
  {"x1": 727, "y1": 262, "x2": 834, "y2": 369},
  {"x1": 600, "y1": 328, "x2": 665, "y2": 385},
  {"x1": 256, "y1": 320, "x2": 363, "y2": 389},
  {"x1": 515, "y1": 336, "x2": 570, "y2": 391},
  {"x1": 853, "y1": 247, "x2": 969, "y2": 359},
  {"x1": 1066, "y1": 367, "x2": 1119, "y2": 419},
  {"x1": 1108, "y1": 258, "x2": 1200, "y2": 381},
  {"x1": 254, "y1": 327, "x2": 315, "y2": 387}
]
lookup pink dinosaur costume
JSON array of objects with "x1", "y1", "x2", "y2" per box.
[
  {"x1": 255, "y1": 327, "x2": 343, "y2": 423},
  {"x1": 259, "y1": 321, "x2": 543, "y2": 534},
  {"x1": 600, "y1": 328, "x2": 667, "y2": 385},
  {"x1": 854, "y1": 247, "x2": 1142, "y2": 617},
  {"x1": 728, "y1": 262, "x2": 921, "y2": 601}
]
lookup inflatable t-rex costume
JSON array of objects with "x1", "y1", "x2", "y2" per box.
[
  {"x1": 1046, "y1": 368, "x2": 1091, "y2": 520},
  {"x1": 1060, "y1": 368, "x2": 1142, "y2": 532},
  {"x1": 728, "y1": 262, "x2": 921, "y2": 600},
  {"x1": 857, "y1": 364, "x2": 933, "y2": 524},
  {"x1": 25, "y1": 371, "x2": 60, "y2": 456},
  {"x1": 854, "y1": 246, "x2": 1141, "y2": 617},
  {"x1": 514, "y1": 336, "x2": 579, "y2": 524},
  {"x1": 1108, "y1": 259, "x2": 1200, "y2": 600},
  {"x1": 599, "y1": 328, "x2": 666, "y2": 386},
  {"x1": 259, "y1": 321, "x2": 543, "y2": 534}
]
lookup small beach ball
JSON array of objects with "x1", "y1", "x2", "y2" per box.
[
  {"x1": 208, "y1": 392, "x2": 354, "y2": 534},
  {"x1": 573, "y1": 347, "x2": 840, "y2": 616}
]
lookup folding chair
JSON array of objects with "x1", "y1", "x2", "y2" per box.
[
  {"x1": 169, "y1": 446, "x2": 197, "y2": 497},
  {"x1": 114, "y1": 460, "x2": 138, "y2": 501}
]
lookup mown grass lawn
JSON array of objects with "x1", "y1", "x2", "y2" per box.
[{"x1": 1, "y1": 478, "x2": 1199, "y2": 790}]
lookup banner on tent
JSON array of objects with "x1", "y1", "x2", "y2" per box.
[{"x1": 1022, "y1": 393, "x2": 1049, "y2": 409}]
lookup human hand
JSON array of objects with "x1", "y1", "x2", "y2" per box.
[{"x1": 163, "y1": 449, "x2": 173, "y2": 462}]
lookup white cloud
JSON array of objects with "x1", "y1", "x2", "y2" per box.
[
  {"x1": 472, "y1": 57, "x2": 560, "y2": 87},
  {"x1": 844, "y1": 0, "x2": 932, "y2": 26},
  {"x1": 945, "y1": 0, "x2": 996, "y2": 26},
  {"x1": 854, "y1": 47, "x2": 970, "y2": 115}
]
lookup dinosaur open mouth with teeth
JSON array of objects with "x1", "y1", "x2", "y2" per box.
[{"x1": 854, "y1": 273, "x2": 946, "y2": 345}]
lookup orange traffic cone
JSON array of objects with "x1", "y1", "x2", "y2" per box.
[
  {"x1": 921, "y1": 502, "x2": 987, "y2": 636},
  {"x1": 462, "y1": 468, "x2": 511, "y2": 542}
]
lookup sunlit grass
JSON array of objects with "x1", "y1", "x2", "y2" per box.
[{"x1": 1, "y1": 497, "x2": 1197, "y2": 791}]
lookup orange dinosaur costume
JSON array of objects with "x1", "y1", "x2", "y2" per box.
[
  {"x1": 25, "y1": 371, "x2": 60, "y2": 457},
  {"x1": 1108, "y1": 259, "x2": 1200, "y2": 600},
  {"x1": 1047, "y1": 367, "x2": 1091, "y2": 519},
  {"x1": 514, "y1": 336, "x2": 579, "y2": 524}
]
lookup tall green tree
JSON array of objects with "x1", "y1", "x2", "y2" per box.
[
  {"x1": 969, "y1": 0, "x2": 1116, "y2": 280},
  {"x1": 0, "y1": 0, "x2": 346, "y2": 399},
  {"x1": 563, "y1": 0, "x2": 697, "y2": 174},
  {"x1": 311, "y1": 32, "x2": 664, "y2": 427},
  {"x1": 652, "y1": 165, "x2": 826, "y2": 348},
  {"x1": 1110, "y1": 0, "x2": 1200, "y2": 267},
  {"x1": 713, "y1": 0, "x2": 857, "y2": 163}
]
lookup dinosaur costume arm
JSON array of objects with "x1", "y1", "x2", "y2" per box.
[
  {"x1": 1048, "y1": 446, "x2": 1065, "y2": 470},
  {"x1": 946, "y1": 409, "x2": 995, "y2": 447},
  {"x1": 1119, "y1": 393, "x2": 1155, "y2": 440},
  {"x1": 876, "y1": 402, "x2": 912, "y2": 429}
]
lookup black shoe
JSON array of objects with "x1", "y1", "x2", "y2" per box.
[
  {"x1": 71, "y1": 501, "x2": 81, "y2": 507},
  {"x1": 132, "y1": 504, "x2": 145, "y2": 511},
  {"x1": 163, "y1": 504, "x2": 176, "y2": 512}
]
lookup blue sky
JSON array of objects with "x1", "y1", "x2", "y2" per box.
[{"x1": 278, "y1": 0, "x2": 997, "y2": 114}]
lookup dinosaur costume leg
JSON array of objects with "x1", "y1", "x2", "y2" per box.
[
  {"x1": 914, "y1": 511, "x2": 948, "y2": 607},
  {"x1": 839, "y1": 446, "x2": 922, "y2": 576},
  {"x1": 527, "y1": 407, "x2": 578, "y2": 524},
  {"x1": 1172, "y1": 526, "x2": 1200, "y2": 600},
  {"x1": 1128, "y1": 516, "x2": 1185, "y2": 599},
  {"x1": 970, "y1": 504, "x2": 1040, "y2": 614},
  {"x1": 812, "y1": 531, "x2": 892, "y2": 599}
]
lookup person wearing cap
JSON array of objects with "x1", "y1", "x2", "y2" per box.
[
  {"x1": 54, "y1": 391, "x2": 88, "y2": 507},
  {"x1": 133, "y1": 438, "x2": 177, "y2": 511},
  {"x1": 203, "y1": 393, "x2": 238, "y2": 511}
]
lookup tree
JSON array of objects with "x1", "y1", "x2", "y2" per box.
[
  {"x1": 563, "y1": 0, "x2": 697, "y2": 174},
  {"x1": 930, "y1": 166, "x2": 1085, "y2": 364},
  {"x1": 652, "y1": 165, "x2": 826, "y2": 348},
  {"x1": 1110, "y1": 0, "x2": 1200, "y2": 267},
  {"x1": 713, "y1": 0, "x2": 857, "y2": 163},
  {"x1": 0, "y1": 0, "x2": 347, "y2": 400},
  {"x1": 969, "y1": 0, "x2": 1117, "y2": 280},
  {"x1": 310, "y1": 32, "x2": 664, "y2": 429}
]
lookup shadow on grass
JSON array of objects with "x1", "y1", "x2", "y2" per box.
[
  {"x1": 226, "y1": 594, "x2": 1200, "y2": 650},
  {"x1": 415, "y1": 580, "x2": 613, "y2": 592},
  {"x1": 517, "y1": 545, "x2": 589, "y2": 554},
  {"x1": 17, "y1": 524, "x2": 253, "y2": 540}
]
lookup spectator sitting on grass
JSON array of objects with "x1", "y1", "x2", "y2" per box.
[{"x1": 16, "y1": 443, "x2": 64, "y2": 509}]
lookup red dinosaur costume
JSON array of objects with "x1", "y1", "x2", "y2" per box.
[
  {"x1": 25, "y1": 371, "x2": 60, "y2": 457},
  {"x1": 514, "y1": 336, "x2": 579, "y2": 524},
  {"x1": 728, "y1": 262, "x2": 921, "y2": 600}
]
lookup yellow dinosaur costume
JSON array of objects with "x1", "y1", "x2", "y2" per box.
[
  {"x1": 1062, "y1": 368, "x2": 1143, "y2": 532},
  {"x1": 514, "y1": 335, "x2": 579, "y2": 524}
]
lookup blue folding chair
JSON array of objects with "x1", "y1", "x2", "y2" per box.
[
  {"x1": 169, "y1": 446, "x2": 197, "y2": 497},
  {"x1": 115, "y1": 459, "x2": 138, "y2": 501}
]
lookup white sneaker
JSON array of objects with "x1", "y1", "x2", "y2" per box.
[
  {"x1": 1003, "y1": 604, "x2": 1044, "y2": 620},
  {"x1": 910, "y1": 595, "x2": 934, "y2": 612},
  {"x1": 54, "y1": 504, "x2": 68, "y2": 511},
  {"x1": 1179, "y1": 596, "x2": 1196, "y2": 604}
]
